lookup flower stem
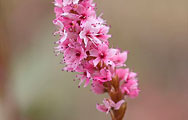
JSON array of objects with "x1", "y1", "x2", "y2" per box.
[
  {"x1": 108, "y1": 76, "x2": 127, "y2": 120},
  {"x1": 110, "y1": 110, "x2": 116, "y2": 120},
  {"x1": 112, "y1": 102, "x2": 127, "y2": 120}
]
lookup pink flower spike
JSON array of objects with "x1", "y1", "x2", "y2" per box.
[{"x1": 52, "y1": 0, "x2": 140, "y2": 118}]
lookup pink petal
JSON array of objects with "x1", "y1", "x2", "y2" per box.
[
  {"x1": 93, "y1": 58, "x2": 100, "y2": 66},
  {"x1": 84, "y1": 78, "x2": 90, "y2": 87},
  {"x1": 78, "y1": 76, "x2": 85, "y2": 87},
  {"x1": 91, "y1": 80, "x2": 105, "y2": 94},
  {"x1": 89, "y1": 49, "x2": 98, "y2": 57},
  {"x1": 114, "y1": 100, "x2": 125, "y2": 110},
  {"x1": 96, "y1": 104, "x2": 108, "y2": 113},
  {"x1": 121, "y1": 51, "x2": 128, "y2": 63},
  {"x1": 54, "y1": 0, "x2": 63, "y2": 7},
  {"x1": 73, "y1": 0, "x2": 79, "y2": 4},
  {"x1": 108, "y1": 48, "x2": 118, "y2": 58},
  {"x1": 116, "y1": 68, "x2": 129, "y2": 81}
]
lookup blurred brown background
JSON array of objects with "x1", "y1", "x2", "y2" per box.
[{"x1": 0, "y1": 0, "x2": 188, "y2": 120}]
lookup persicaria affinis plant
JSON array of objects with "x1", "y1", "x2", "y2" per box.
[{"x1": 53, "y1": 0, "x2": 140, "y2": 119}]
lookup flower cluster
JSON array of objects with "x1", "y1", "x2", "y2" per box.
[{"x1": 53, "y1": 0, "x2": 140, "y2": 118}]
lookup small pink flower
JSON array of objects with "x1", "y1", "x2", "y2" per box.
[
  {"x1": 55, "y1": 39, "x2": 70, "y2": 52},
  {"x1": 111, "y1": 51, "x2": 128, "y2": 67},
  {"x1": 95, "y1": 25, "x2": 111, "y2": 43},
  {"x1": 96, "y1": 98, "x2": 125, "y2": 114},
  {"x1": 61, "y1": 17, "x2": 80, "y2": 33},
  {"x1": 75, "y1": 4, "x2": 96, "y2": 23},
  {"x1": 91, "y1": 80, "x2": 105, "y2": 94},
  {"x1": 94, "y1": 68, "x2": 112, "y2": 82},
  {"x1": 90, "y1": 44, "x2": 117, "y2": 66},
  {"x1": 121, "y1": 71, "x2": 140, "y2": 98},
  {"x1": 116, "y1": 68, "x2": 129, "y2": 81},
  {"x1": 63, "y1": 43, "x2": 87, "y2": 71},
  {"x1": 76, "y1": 62, "x2": 94, "y2": 87},
  {"x1": 79, "y1": 21, "x2": 102, "y2": 47},
  {"x1": 76, "y1": 71, "x2": 90, "y2": 87}
]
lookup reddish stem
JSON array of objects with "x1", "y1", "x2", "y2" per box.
[{"x1": 105, "y1": 76, "x2": 127, "y2": 120}]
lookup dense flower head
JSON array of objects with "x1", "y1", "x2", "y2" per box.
[{"x1": 53, "y1": 0, "x2": 140, "y2": 115}]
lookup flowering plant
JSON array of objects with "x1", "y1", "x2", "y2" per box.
[{"x1": 53, "y1": 0, "x2": 140, "y2": 119}]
